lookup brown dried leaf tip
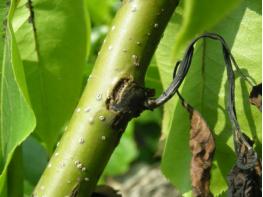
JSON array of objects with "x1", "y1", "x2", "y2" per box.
[
  {"x1": 249, "y1": 83, "x2": 262, "y2": 111},
  {"x1": 227, "y1": 133, "x2": 262, "y2": 197},
  {"x1": 182, "y1": 101, "x2": 215, "y2": 197},
  {"x1": 228, "y1": 160, "x2": 262, "y2": 197}
]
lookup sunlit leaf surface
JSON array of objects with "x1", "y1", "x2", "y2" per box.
[
  {"x1": 0, "y1": 1, "x2": 36, "y2": 196},
  {"x1": 12, "y1": 0, "x2": 90, "y2": 152},
  {"x1": 159, "y1": 0, "x2": 261, "y2": 195}
]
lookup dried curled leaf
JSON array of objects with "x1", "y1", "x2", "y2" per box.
[
  {"x1": 249, "y1": 83, "x2": 262, "y2": 111},
  {"x1": 228, "y1": 133, "x2": 262, "y2": 197},
  {"x1": 227, "y1": 161, "x2": 262, "y2": 197},
  {"x1": 182, "y1": 101, "x2": 215, "y2": 197},
  {"x1": 235, "y1": 132, "x2": 258, "y2": 169}
]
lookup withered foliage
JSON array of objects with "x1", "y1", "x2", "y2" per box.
[
  {"x1": 228, "y1": 133, "x2": 262, "y2": 197},
  {"x1": 228, "y1": 160, "x2": 261, "y2": 197},
  {"x1": 249, "y1": 83, "x2": 262, "y2": 111},
  {"x1": 228, "y1": 82, "x2": 262, "y2": 196},
  {"x1": 181, "y1": 101, "x2": 215, "y2": 197}
]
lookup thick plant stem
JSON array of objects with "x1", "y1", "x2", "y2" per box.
[{"x1": 33, "y1": 0, "x2": 179, "y2": 196}]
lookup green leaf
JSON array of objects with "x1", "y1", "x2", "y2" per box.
[
  {"x1": 146, "y1": 58, "x2": 163, "y2": 97},
  {"x1": 155, "y1": 0, "x2": 242, "y2": 137},
  {"x1": 0, "y1": 0, "x2": 36, "y2": 196},
  {"x1": 172, "y1": 0, "x2": 241, "y2": 59},
  {"x1": 86, "y1": 0, "x2": 119, "y2": 25},
  {"x1": 19, "y1": 136, "x2": 49, "y2": 196},
  {"x1": 7, "y1": 146, "x2": 23, "y2": 197},
  {"x1": 12, "y1": 0, "x2": 90, "y2": 152},
  {"x1": 103, "y1": 108, "x2": 162, "y2": 177},
  {"x1": 22, "y1": 136, "x2": 48, "y2": 186},
  {"x1": 159, "y1": 0, "x2": 261, "y2": 196},
  {"x1": 103, "y1": 122, "x2": 138, "y2": 176}
]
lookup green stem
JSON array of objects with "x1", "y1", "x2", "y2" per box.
[{"x1": 34, "y1": 0, "x2": 179, "y2": 196}]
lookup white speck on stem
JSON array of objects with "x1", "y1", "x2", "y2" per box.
[
  {"x1": 111, "y1": 25, "x2": 115, "y2": 30},
  {"x1": 77, "y1": 163, "x2": 82, "y2": 169},
  {"x1": 84, "y1": 107, "x2": 91, "y2": 113},
  {"x1": 108, "y1": 45, "x2": 113, "y2": 51},
  {"x1": 74, "y1": 160, "x2": 80, "y2": 165},
  {"x1": 54, "y1": 152, "x2": 59, "y2": 157},
  {"x1": 88, "y1": 117, "x2": 94, "y2": 124},
  {"x1": 76, "y1": 108, "x2": 81, "y2": 113},
  {"x1": 136, "y1": 41, "x2": 141, "y2": 45},
  {"x1": 48, "y1": 163, "x2": 52, "y2": 168},
  {"x1": 131, "y1": 5, "x2": 137, "y2": 12},
  {"x1": 60, "y1": 161, "x2": 66, "y2": 168},
  {"x1": 154, "y1": 23, "x2": 159, "y2": 28},
  {"x1": 79, "y1": 137, "x2": 85, "y2": 144},
  {"x1": 81, "y1": 167, "x2": 86, "y2": 172},
  {"x1": 132, "y1": 54, "x2": 140, "y2": 67},
  {"x1": 99, "y1": 115, "x2": 105, "y2": 121},
  {"x1": 96, "y1": 93, "x2": 102, "y2": 101},
  {"x1": 40, "y1": 186, "x2": 45, "y2": 191},
  {"x1": 101, "y1": 136, "x2": 106, "y2": 140},
  {"x1": 84, "y1": 177, "x2": 90, "y2": 182}
]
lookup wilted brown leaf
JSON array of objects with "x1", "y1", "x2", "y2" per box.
[
  {"x1": 249, "y1": 83, "x2": 262, "y2": 111},
  {"x1": 181, "y1": 101, "x2": 215, "y2": 197},
  {"x1": 227, "y1": 133, "x2": 262, "y2": 197},
  {"x1": 227, "y1": 160, "x2": 261, "y2": 197}
]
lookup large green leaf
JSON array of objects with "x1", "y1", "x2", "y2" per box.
[
  {"x1": 146, "y1": 58, "x2": 163, "y2": 97},
  {"x1": 7, "y1": 146, "x2": 23, "y2": 197},
  {"x1": 0, "y1": 0, "x2": 36, "y2": 196},
  {"x1": 104, "y1": 122, "x2": 138, "y2": 176},
  {"x1": 103, "y1": 108, "x2": 162, "y2": 177},
  {"x1": 22, "y1": 136, "x2": 49, "y2": 196},
  {"x1": 12, "y1": 0, "x2": 90, "y2": 152},
  {"x1": 171, "y1": 0, "x2": 241, "y2": 60},
  {"x1": 86, "y1": 0, "x2": 119, "y2": 25},
  {"x1": 155, "y1": 0, "x2": 241, "y2": 138},
  {"x1": 159, "y1": 0, "x2": 261, "y2": 196}
]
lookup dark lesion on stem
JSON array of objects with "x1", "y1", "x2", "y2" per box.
[{"x1": 106, "y1": 77, "x2": 154, "y2": 132}]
